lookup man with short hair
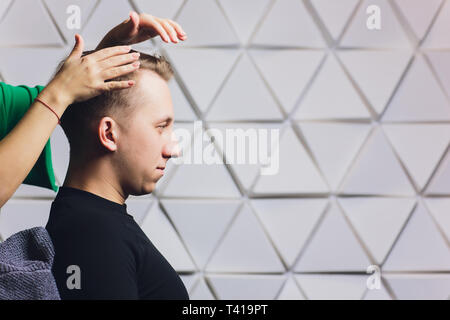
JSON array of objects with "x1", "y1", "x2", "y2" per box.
[{"x1": 45, "y1": 51, "x2": 188, "y2": 300}]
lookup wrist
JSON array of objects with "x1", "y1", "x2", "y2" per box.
[{"x1": 37, "y1": 82, "x2": 73, "y2": 117}]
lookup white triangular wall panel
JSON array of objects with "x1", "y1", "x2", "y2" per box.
[
  {"x1": 205, "y1": 204, "x2": 285, "y2": 273},
  {"x1": 250, "y1": 49, "x2": 324, "y2": 114},
  {"x1": 124, "y1": 198, "x2": 153, "y2": 226},
  {"x1": 219, "y1": 0, "x2": 271, "y2": 45},
  {"x1": 50, "y1": 125, "x2": 70, "y2": 186},
  {"x1": 394, "y1": 0, "x2": 443, "y2": 41},
  {"x1": 295, "y1": 275, "x2": 367, "y2": 300},
  {"x1": 251, "y1": 0, "x2": 325, "y2": 48},
  {"x1": 426, "y1": 51, "x2": 450, "y2": 99},
  {"x1": 424, "y1": 198, "x2": 450, "y2": 242},
  {"x1": 0, "y1": 1, "x2": 11, "y2": 22},
  {"x1": 338, "y1": 197, "x2": 416, "y2": 264},
  {"x1": 426, "y1": 150, "x2": 450, "y2": 195},
  {"x1": 251, "y1": 198, "x2": 328, "y2": 268},
  {"x1": 252, "y1": 126, "x2": 329, "y2": 195},
  {"x1": 206, "y1": 53, "x2": 284, "y2": 121},
  {"x1": 165, "y1": 48, "x2": 240, "y2": 113},
  {"x1": 132, "y1": 0, "x2": 184, "y2": 19},
  {"x1": 295, "y1": 54, "x2": 371, "y2": 120},
  {"x1": 81, "y1": 0, "x2": 134, "y2": 48},
  {"x1": 161, "y1": 199, "x2": 240, "y2": 269},
  {"x1": 340, "y1": 0, "x2": 411, "y2": 48},
  {"x1": 382, "y1": 55, "x2": 450, "y2": 122},
  {"x1": 45, "y1": 0, "x2": 98, "y2": 43},
  {"x1": 339, "y1": 126, "x2": 416, "y2": 196},
  {"x1": 168, "y1": 78, "x2": 197, "y2": 121},
  {"x1": 311, "y1": 0, "x2": 359, "y2": 40},
  {"x1": 189, "y1": 277, "x2": 215, "y2": 300},
  {"x1": 169, "y1": 0, "x2": 239, "y2": 47},
  {"x1": 179, "y1": 273, "x2": 200, "y2": 294},
  {"x1": 0, "y1": 0, "x2": 63, "y2": 46},
  {"x1": 363, "y1": 284, "x2": 392, "y2": 300},
  {"x1": 385, "y1": 274, "x2": 450, "y2": 300},
  {"x1": 277, "y1": 276, "x2": 306, "y2": 300},
  {"x1": 423, "y1": 0, "x2": 450, "y2": 48},
  {"x1": 207, "y1": 274, "x2": 285, "y2": 300},
  {"x1": 338, "y1": 50, "x2": 412, "y2": 115},
  {"x1": 383, "y1": 124, "x2": 450, "y2": 190},
  {"x1": 299, "y1": 122, "x2": 372, "y2": 191},
  {"x1": 383, "y1": 201, "x2": 450, "y2": 271},
  {"x1": 0, "y1": 200, "x2": 52, "y2": 240},
  {"x1": 140, "y1": 203, "x2": 196, "y2": 272},
  {"x1": 294, "y1": 202, "x2": 371, "y2": 272}
]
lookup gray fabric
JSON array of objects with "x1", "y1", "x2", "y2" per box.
[{"x1": 0, "y1": 226, "x2": 60, "y2": 300}]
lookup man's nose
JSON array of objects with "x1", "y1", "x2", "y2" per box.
[{"x1": 163, "y1": 140, "x2": 181, "y2": 159}]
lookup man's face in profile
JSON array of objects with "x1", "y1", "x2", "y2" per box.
[{"x1": 115, "y1": 70, "x2": 177, "y2": 196}]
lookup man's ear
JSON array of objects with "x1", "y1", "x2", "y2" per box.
[{"x1": 98, "y1": 117, "x2": 118, "y2": 152}]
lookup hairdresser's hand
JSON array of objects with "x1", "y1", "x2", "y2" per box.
[
  {"x1": 47, "y1": 34, "x2": 140, "y2": 108},
  {"x1": 96, "y1": 11, "x2": 187, "y2": 50}
]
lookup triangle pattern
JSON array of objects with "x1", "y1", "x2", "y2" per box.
[
  {"x1": 132, "y1": 0, "x2": 183, "y2": 19},
  {"x1": 299, "y1": 122, "x2": 372, "y2": 190},
  {"x1": 250, "y1": 49, "x2": 324, "y2": 114},
  {"x1": 161, "y1": 199, "x2": 240, "y2": 269},
  {"x1": 161, "y1": 124, "x2": 241, "y2": 198},
  {"x1": 384, "y1": 274, "x2": 450, "y2": 299},
  {"x1": 426, "y1": 51, "x2": 450, "y2": 99},
  {"x1": 81, "y1": 0, "x2": 134, "y2": 48},
  {"x1": 311, "y1": 0, "x2": 359, "y2": 40},
  {"x1": 294, "y1": 54, "x2": 371, "y2": 120},
  {"x1": 0, "y1": 0, "x2": 11, "y2": 22},
  {"x1": 277, "y1": 276, "x2": 306, "y2": 300},
  {"x1": 0, "y1": 48, "x2": 68, "y2": 86},
  {"x1": 383, "y1": 201, "x2": 450, "y2": 271},
  {"x1": 383, "y1": 124, "x2": 450, "y2": 190},
  {"x1": 208, "y1": 123, "x2": 281, "y2": 192},
  {"x1": 340, "y1": 0, "x2": 411, "y2": 48},
  {"x1": 382, "y1": 55, "x2": 450, "y2": 122},
  {"x1": 168, "y1": 78, "x2": 197, "y2": 121},
  {"x1": 189, "y1": 277, "x2": 215, "y2": 300},
  {"x1": 207, "y1": 274, "x2": 285, "y2": 299},
  {"x1": 165, "y1": 48, "x2": 240, "y2": 113},
  {"x1": 140, "y1": 203, "x2": 196, "y2": 271},
  {"x1": 251, "y1": 0, "x2": 325, "y2": 48},
  {"x1": 252, "y1": 126, "x2": 329, "y2": 195},
  {"x1": 338, "y1": 197, "x2": 416, "y2": 264},
  {"x1": 394, "y1": 0, "x2": 443, "y2": 41},
  {"x1": 339, "y1": 126, "x2": 416, "y2": 196},
  {"x1": 363, "y1": 284, "x2": 392, "y2": 300},
  {"x1": 0, "y1": 0, "x2": 63, "y2": 46},
  {"x1": 205, "y1": 204, "x2": 285, "y2": 273},
  {"x1": 424, "y1": 198, "x2": 450, "y2": 242},
  {"x1": 426, "y1": 150, "x2": 450, "y2": 195},
  {"x1": 171, "y1": 0, "x2": 239, "y2": 47},
  {"x1": 423, "y1": 0, "x2": 450, "y2": 48},
  {"x1": 206, "y1": 52, "x2": 284, "y2": 121},
  {"x1": 295, "y1": 274, "x2": 367, "y2": 300},
  {"x1": 251, "y1": 198, "x2": 328, "y2": 268},
  {"x1": 338, "y1": 50, "x2": 412, "y2": 115},
  {"x1": 294, "y1": 201, "x2": 371, "y2": 272},
  {"x1": 125, "y1": 198, "x2": 153, "y2": 226},
  {"x1": 44, "y1": 0, "x2": 98, "y2": 43},
  {"x1": 218, "y1": 0, "x2": 271, "y2": 45},
  {"x1": 179, "y1": 273, "x2": 199, "y2": 294}
]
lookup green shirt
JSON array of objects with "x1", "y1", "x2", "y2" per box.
[{"x1": 0, "y1": 82, "x2": 58, "y2": 192}]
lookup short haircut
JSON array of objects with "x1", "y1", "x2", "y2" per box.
[{"x1": 60, "y1": 50, "x2": 174, "y2": 155}]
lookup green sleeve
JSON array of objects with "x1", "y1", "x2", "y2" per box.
[{"x1": 0, "y1": 82, "x2": 58, "y2": 192}]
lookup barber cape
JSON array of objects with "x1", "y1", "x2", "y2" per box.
[{"x1": 0, "y1": 227, "x2": 60, "y2": 300}]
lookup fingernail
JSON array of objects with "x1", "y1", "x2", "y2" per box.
[
  {"x1": 128, "y1": 80, "x2": 135, "y2": 86},
  {"x1": 133, "y1": 61, "x2": 140, "y2": 67},
  {"x1": 132, "y1": 52, "x2": 140, "y2": 58}
]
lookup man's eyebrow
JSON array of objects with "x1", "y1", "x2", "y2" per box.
[{"x1": 155, "y1": 116, "x2": 173, "y2": 124}]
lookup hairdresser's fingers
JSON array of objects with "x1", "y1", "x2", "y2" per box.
[
  {"x1": 102, "y1": 80, "x2": 136, "y2": 91},
  {"x1": 166, "y1": 19, "x2": 187, "y2": 40},
  {"x1": 140, "y1": 16, "x2": 170, "y2": 42},
  {"x1": 89, "y1": 45, "x2": 132, "y2": 61},
  {"x1": 158, "y1": 18, "x2": 178, "y2": 43},
  {"x1": 67, "y1": 34, "x2": 84, "y2": 60},
  {"x1": 99, "y1": 51, "x2": 140, "y2": 69},
  {"x1": 101, "y1": 61, "x2": 140, "y2": 80}
]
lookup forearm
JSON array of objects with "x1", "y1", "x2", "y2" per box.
[{"x1": 0, "y1": 85, "x2": 70, "y2": 207}]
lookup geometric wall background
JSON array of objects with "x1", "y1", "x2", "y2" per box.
[{"x1": 0, "y1": 0, "x2": 449, "y2": 299}]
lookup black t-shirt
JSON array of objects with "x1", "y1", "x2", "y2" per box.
[{"x1": 45, "y1": 186, "x2": 189, "y2": 300}]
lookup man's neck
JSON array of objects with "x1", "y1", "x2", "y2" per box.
[{"x1": 62, "y1": 159, "x2": 127, "y2": 205}]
